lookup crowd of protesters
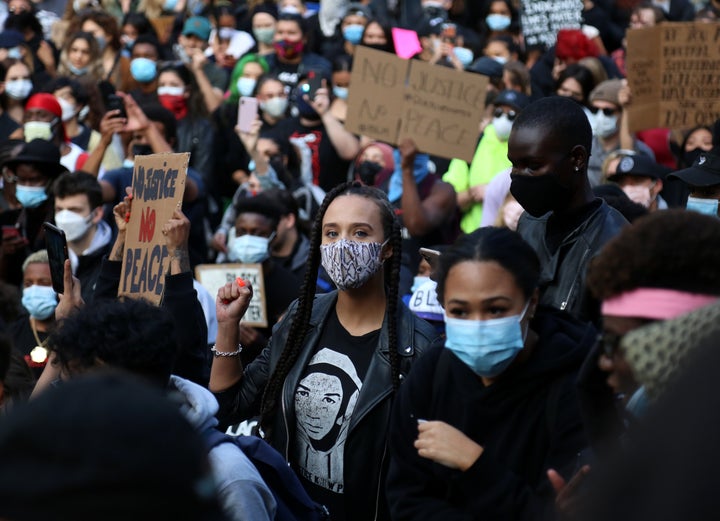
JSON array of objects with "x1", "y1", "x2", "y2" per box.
[{"x1": 1, "y1": 0, "x2": 720, "y2": 519}]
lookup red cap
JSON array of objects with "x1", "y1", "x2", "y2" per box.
[
  {"x1": 25, "y1": 93, "x2": 68, "y2": 143},
  {"x1": 555, "y1": 29, "x2": 599, "y2": 62}
]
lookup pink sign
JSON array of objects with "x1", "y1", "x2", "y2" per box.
[{"x1": 392, "y1": 28, "x2": 422, "y2": 60}]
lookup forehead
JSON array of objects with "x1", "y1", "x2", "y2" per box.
[
  {"x1": 70, "y1": 37, "x2": 90, "y2": 48},
  {"x1": 235, "y1": 211, "x2": 275, "y2": 230},
  {"x1": 443, "y1": 260, "x2": 523, "y2": 301},
  {"x1": 324, "y1": 194, "x2": 384, "y2": 227},
  {"x1": 508, "y1": 125, "x2": 564, "y2": 159},
  {"x1": 56, "y1": 193, "x2": 91, "y2": 209},
  {"x1": 24, "y1": 261, "x2": 51, "y2": 279},
  {"x1": 159, "y1": 70, "x2": 183, "y2": 83},
  {"x1": 253, "y1": 12, "x2": 276, "y2": 25},
  {"x1": 277, "y1": 20, "x2": 301, "y2": 32}
]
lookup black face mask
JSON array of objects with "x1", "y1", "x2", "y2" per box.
[
  {"x1": 423, "y1": 6, "x2": 448, "y2": 23},
  {"x1": 132, "y1": 143, "x2": 153, "y2": 157},
  {"x1": 357, "y1": 161, "x2": 383, "y2": 185},
  {"x1": 684, "y1": 147, "x2": 706, "y2": 167},
  {"x1": 269, "y1": 154, "x2": 286, "y2": 176},
  {"x1": 510, "y1": 172, "x2": 572, "y2": 217}
]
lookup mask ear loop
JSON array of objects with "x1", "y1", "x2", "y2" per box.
[{"x1": 519, "y1": 299, "x2": 532, "y2": 342}]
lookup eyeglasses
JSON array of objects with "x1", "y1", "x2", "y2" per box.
[
  {"x1": 597, "y1": 332, "x2": 623, "y2": 358},
  {"x1": 589, "y1": 106, "x2": 619, "y2": 116},
  {"x1": 493, "y1": 108, "x2": 517, "y2": 121}
]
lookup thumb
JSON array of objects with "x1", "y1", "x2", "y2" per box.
[{"x1": 547, "y1": 469, "x2": 566, "y2": 495}]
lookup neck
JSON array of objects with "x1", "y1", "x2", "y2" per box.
[
  {"x1": 600, "y1": 133, "x2": 619, "y2": 150},
  {"x1": 69, "y1": 224, "x2": 97, "y2": 255},
  {"x1": 64, "y1": 119, "x2": 80, "y2": 137},
  {"x1": 32, "y1": 316, "x2": 53, "y2": 332},
  {"x1": 262, "y1": 111, "x2": 279, "y2": 126},
  {"x1": 299, "y1": 116, "x2": 321, "y2": 126},
  {"x1": 335, "y1": 274, "x2": 387, "y2": 334},
  {"x1": 279, "y1": 54, "x2": 302, "y2": 65},
  {"x1": 259, "y1": 42, "x2": 274, "y2": 54},
  {"x1": 556, "y1": 178, "x2": 595, "y2": 215},
  {"x1": 272, "y1": 228, "x2": 297, "y2": 257}
]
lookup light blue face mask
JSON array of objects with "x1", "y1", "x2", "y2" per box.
[
  {"x1": 163, "y1": 0, "x2": 178, "y2": 10},
  {"x1": 22, "y1": 284, "x2": 57, "y2": 320},
  {"x1": 453, "y1": 46, "x2": 474, "y2": 67},
  {"x1": 342, "y1": 24, "x2": 365, "y2": 45},
  {"x1": 332, "y1": 85, "x2": 349, "y2": 100},
  {"x1": 68, "y1": 63, "x2": 89, "y2": 76},
  {"x1": 486, "y1": 13, "x2": 511, "y2": 31},
  {"x1": 130, "y1": 57, "x2": 157, "y2": 83},
  {"x1": 253, "y1": 27, "x2": 275, "y2": 45},
  {"x1": 410, "y1": 275, "x2": 430, "y2": 293},
  {"x1": 444, "y1": 301, "x2": 530, "y2": 378},
  {"x1": 625, "y1": 385, "x2": 649, "y2": 419},
  {"x1": 686, "y1": 196, "x2": 719, "y2": 217},
  {"x1": 15, "y1": 184, "x2": 48, "y2": 208},
  {"x1": 8, "y1": 46, "x2": 22, "y2": 60},
  {"x1": 229, "y1": 233, "x2": 274, "y2": 263},
  {"x1": 236, "y1": 77, "x2": 257, "y2": 98},
  {"x1": 95, "y1": 35, "x2": 107, "y2": 52}
]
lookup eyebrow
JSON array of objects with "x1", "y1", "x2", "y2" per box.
[
  {"x1": 446, "y1": 296, "x2": 513, "y2": 305},
  {"x1": 322, "y1": 222, "x2": 374, "y2": 229}
]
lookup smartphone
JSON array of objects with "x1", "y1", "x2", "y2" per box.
[
  {"x1": 419, "y1": 247, "x2": 441, "y2": 273},
  {"x1": 43, "y1": 222, "x2": 69, "y2": 294},
  {"x1": 300, "y1": 71, "x2": 323, "y2": 101},
  {"x1": 106, "y1": 94, "x2": 126, "y2": 120},
  {"x1": 238, "y1": 96, "x2": 258, "y2": 133}
]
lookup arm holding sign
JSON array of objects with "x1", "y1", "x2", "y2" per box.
[
  {"x1": 399, "y1": 138, "x2": 457, "y2": 237},
  {"x1": 618, "y1": 81, "x2": 635, "y2": 153},
  {"x1": 311, "y1": 85, "x2": 361, "y2": 161}
]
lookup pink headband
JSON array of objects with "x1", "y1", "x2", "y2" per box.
[{"x1": 601, "y1": 288, "x2": 719, "y2": 320}]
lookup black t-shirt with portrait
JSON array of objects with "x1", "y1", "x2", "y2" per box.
[{"x1": 292, "y1": 308, "x2": 378, "y2": 520}]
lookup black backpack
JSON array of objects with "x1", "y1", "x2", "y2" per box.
[{"x1": 204, "y1": 429, "x2": 330, "y2": 521}]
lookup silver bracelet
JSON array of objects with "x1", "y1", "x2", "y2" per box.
[{"x1": 211, "y1": 344, "x2": 243, "y2": 358}]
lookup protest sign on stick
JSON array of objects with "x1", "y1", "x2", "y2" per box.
[
  {"x1": 627, "y1": 23, "x2": 720, "y2": 133},
  {"x1": 118, "y1": 153, "x2": 188, "y2": 305},
  {"x1": 195, "y1": 263, "x2": 268, "y2": 328}
]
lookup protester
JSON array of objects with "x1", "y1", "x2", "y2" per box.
[
  {"x1": 668, "y1": 151, "x2": 720, "y2": 217},
  {"x1": 604, "y1": 154, "x2": 670, "y2": 211},
  {"x1": 210, "y1": 182, "x2": 438, "y2": 521},
  {"x1": 508, "y1": 95, "x2": 627, "y2": 323},
  {"x1": 387, "y1": 227, "x2": 593, "y2": 519}
]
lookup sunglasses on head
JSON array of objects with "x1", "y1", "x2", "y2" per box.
[
  {"x1": 589, "y1": 106, "x2": 618, "y2": 116},
  {"x1": 493, "y1": 108, "x2": 517, "y2": 120}
]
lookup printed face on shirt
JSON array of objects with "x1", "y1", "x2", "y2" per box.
[{"x1": 295, "y1": 372, "x2": 344, "y2": 440}]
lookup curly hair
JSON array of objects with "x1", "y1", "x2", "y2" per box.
[
  {"x1": 48, "y1": 299, "x2": 177, "y2": 388},
  {"x1": 586, "y1": 210, "x2": 720, "y2": 301},
  {"x1": 435, "y1": 227, "x2": 541, "y2": 304},
  {"x1": 57, "y1": 32, "x2": 105, "y2": 81},
  {"x1": 258, "y1": 181, "x2": 402, "y2": 438}
]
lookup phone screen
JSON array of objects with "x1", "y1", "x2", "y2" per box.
[{"x1": 43, "y1": 222, "x2": 69, "y2": 294}]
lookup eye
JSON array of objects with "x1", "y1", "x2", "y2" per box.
[
  {"x1": 447, "y1": 307, "x2": 467, "y2": 318},
  {"x1": 325, "y1": 230, "x2": 338, "y2": 238},
  {"x1": 488, "y1": 306, "x2": 508, "y2": 316},
  {"x1": 353, "y1": 229, "x2": 368, "y2": 238}
]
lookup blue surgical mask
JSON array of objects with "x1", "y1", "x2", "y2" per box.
[
  {"x1": 15, "y1": 184, "x2": 48, "y2": 208},
  {"x1": 453, "y1": 46, "x2": 474, "y2": 67},
  {"x1": 686, "y1": 196, "x2": 719, "y2": 217},
  {"x1": 411, "y1": 275, "x2": 430, "y2": 293},
  {"x1": 486, "y1": 13, "x2": 511, "y2": 31},
  {"x1": 95, "y1": 35, "x2": 107, "y2": 52},
  {"x1": 444, "y1": 301, "x2": 530, "y2": 378},
  {"x1": 8, "y1": 46, "x2": 22, "y2": 60},
  {"x1": 68, "y1": 62, "x2": 89, "y2": 76},
  {"x1": 237, "y1": 77, "x2": 257, "y2": 97},
  {"x1": 625, "y1": 385, "x2": 649, "y2": 419},
  {"x1": 342, "y1": 24, "x2": 365, "y2": 45},
  {"x1": 332, "y1": 86, "x2": 349, "y2": 100},
  {"x1": 22, "y1": 284, "x2": 57, "y2": 320},
  {"x1": 163, "y1": 0, "x2": 178, "y2": 10},
  {"x1": 228, "y1": 233, "x2": 273, "y2": 263},
  {"x1": 130, "y1": 57, "x2": 157, "y2": 83},
  {"x1": 491, "y1": 55, "x2": 508, "y2": 65}
]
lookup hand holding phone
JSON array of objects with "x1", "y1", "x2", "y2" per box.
[
  {"x1": 300, "y1": 72, "x2": 323, "y2": 101},
  {"x1": 238, "y1": 97, "x2": 259, "y2": 133},
  {"x1": 43, "y1": 222, "x2": 69, "y2": 294},
  {"x1": 106, "y1": 94, "x2": 127, "y2": 120}
]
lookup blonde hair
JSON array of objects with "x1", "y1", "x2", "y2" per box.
[{"x1": 22, "y1": 250, "x2": 49, "y2": 273}]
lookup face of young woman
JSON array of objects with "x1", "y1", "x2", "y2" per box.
[
  {"x1": 68, "y1": 38, "x2": 92, "y2": 68},
  {"x1": 442, "y1": 260, "x2": 528, "y2": 322},
  {"x1": 321, "y1": 195, "x2": 386, "y2": 247}
]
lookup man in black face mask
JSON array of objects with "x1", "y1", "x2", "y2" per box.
[{"x1": 507, "y1": 96, "x2": 627, "y2": 323}]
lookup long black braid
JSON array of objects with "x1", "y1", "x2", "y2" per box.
[{"x1": 259, "y1": 181, "x2": 403, "y2": 437}]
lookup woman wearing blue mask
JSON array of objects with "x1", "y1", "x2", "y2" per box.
[
  {"x1": 386, "y1": 227, "x2": 594, "y2": 520},
  {"x1": 329, "y1": 54, "x2": 352, "y2": 122},
  {"x1": 210, "y1": 181, "x2": 438, "y2": 521},
  {"x1": 71, "y1": 11, "x2": 125, "y2": 87}
]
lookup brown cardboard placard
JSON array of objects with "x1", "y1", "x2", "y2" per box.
[
  {"x1": 118, "y1": 153, "x2": 189, "y2": 305},
  {"x1": 194, "y1": 263, "x2": 268, "y2": 328},
  {"x1": 345, "y1": 46, "x2": 409, "y2": 144},
  {"x1": 400, "y1": 59, "x2": 488, "y2": 162},
  {"x1": 345, "y1": 47, "x2": 488, "y2": 161},
  {"x1": 627, "y1": 23, "x2": 720, "y2": 133}
]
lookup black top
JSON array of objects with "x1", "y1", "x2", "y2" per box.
[{"x1": 0, "y1": 112, "x2": 19, "y2": 142}]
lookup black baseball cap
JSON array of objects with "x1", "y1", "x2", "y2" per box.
[
  {"x1": 668, "y1": 152, "x2": 720, "y2": 187},
  {"x1": 608, "y1": 154, "x2": 671, "y2": 181}
]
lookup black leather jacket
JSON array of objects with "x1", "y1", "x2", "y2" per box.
[
  {"x1": 214, "y1": 292, "x2": 438, "y2": 521},
  {"x1": 517, "y1": 200, "x2": 628, "y2": 323}
]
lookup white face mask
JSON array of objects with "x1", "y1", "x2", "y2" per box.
[
  {"x1": 228, "y1": 234, "x2": 273, "y2": 263},
  {"x1": 24, "y1": 121, "x2": 55, "y2": 142},
  {"x1": 621, "y1": 184, "x2": 654, "y2": 208},
  {"x1": 157, "y1": 85, "x2": 185, "y2": 97},
  {"x1": 55, "y1": 209, "x2": 94, "y2": 242},
  {"x1": 493, "y1": 114, "x2": 513, "y2": 141},
  {"x1": 237, "y1": 77, "x2": 257, "y2": 97},
  {"x1": 56, "y1": 97, "x2": 77, "y2": 122},
  {"x1": 260, "y1": 96, "x2": 288, "y2": 118},
  {"x1": 593, "y1": 111, "x2": 618, "y2": 138},
  {"x1": 6, "y1": 79, "x2": 33, "y2": 100}
]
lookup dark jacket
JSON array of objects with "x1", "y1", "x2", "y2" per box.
[
  {"x1": 386, "y1": 308, "x2": 595, "y2": 521},
  {"x1": 177, "y1": 117, "x2": 215, "y2": 187},
  {"x1": 214, "y1": 292, "x2": 438, "y2": 521},
  {"x1": 517, "y1": 200, "x2": 627, "y2": 323},
  {"x1": 76, "y1": 241, "x2": 112, "y2": 304}
]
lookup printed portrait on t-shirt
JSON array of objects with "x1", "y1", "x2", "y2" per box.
[{"x1": 294, "y1": 348, "x2": 362, "y2": 494}]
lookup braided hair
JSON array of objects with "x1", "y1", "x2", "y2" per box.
[{"x1": 259, "y1": 181, "x2": 402, "y2": 437}]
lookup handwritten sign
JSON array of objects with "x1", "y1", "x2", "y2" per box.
[
  {"x1": 119, "y1": 153, "x2": 188, "y2": 305},
  {"x1": 346, "y1": 46, "x2": 488, "y2": 162},
  {"x1": 520, "y1": 0, "x2": 582, "y2": 49},
  {"x1": 626, "y1": 22, "x2": 720, "y2": 133},
  {"x1": 195, "y1": 264, "x2": 268, "y2": 328}
]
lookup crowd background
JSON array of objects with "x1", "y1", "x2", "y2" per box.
[{"x1": 1, "y1": 0, "x2": 720, "y2": 519}]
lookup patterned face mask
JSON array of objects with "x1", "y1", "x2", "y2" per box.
[{"x1": 320, "y1": 238, "x2": 387, "y2": 291}]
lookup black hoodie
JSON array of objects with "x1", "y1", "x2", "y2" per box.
[{"x1": 386, "y1": 307, "x2": 596, "y2": 521}]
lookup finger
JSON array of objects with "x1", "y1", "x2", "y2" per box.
[
  {"x1": 62, "y1": 259, "x2": 73, "y2": 295},
  {"x1": 563, "y1": 465, "x2": 591, "y2": 496},
  {"x1": 547, "y1": 469, "x2": 567, "y2": 495}
]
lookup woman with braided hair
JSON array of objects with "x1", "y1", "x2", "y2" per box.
[{"x1": 209, "y1": 181, "x2": 438, "y2": 521}]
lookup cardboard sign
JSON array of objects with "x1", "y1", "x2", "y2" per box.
[
  {"x1": 626, "y1": 22, "x2": 720, "y2": 133},
  {"x1": 118, "y1": 153, "x2": 188, "y2": 305},
  {"x1": 520, "y1": 0, "x2": 583, "y2": 49},
  {"x1": 194, "y1": 264, "x2": 268, "y2": 328},
  {"x1": 346, "y1": 46, "x2": 488, "y2": 162}
]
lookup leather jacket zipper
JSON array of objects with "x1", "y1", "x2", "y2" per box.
[
  {"x1": 281, "y1": 378, "x2": 290, "y2": 460},
  {"x1": 561, "y1": 247, "x2": 591, "y2": 311},
  {"x1": 373, "y1": 442, "x2": 388, "y2": 520}
]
